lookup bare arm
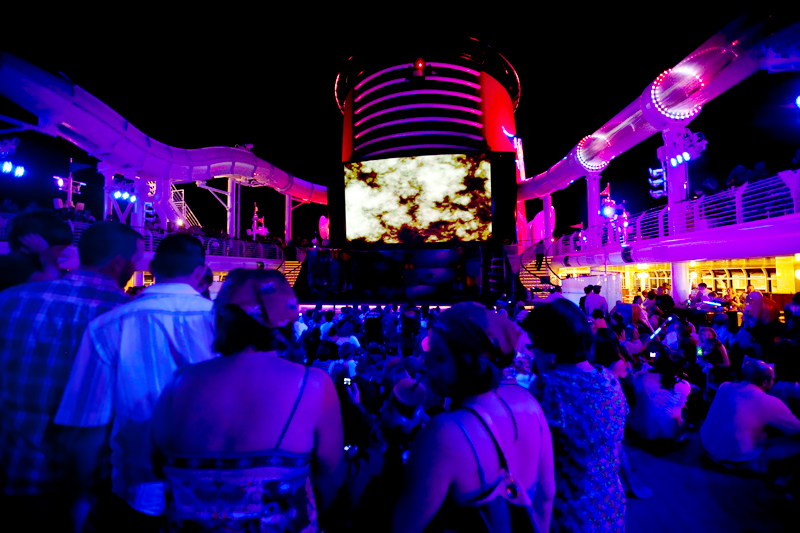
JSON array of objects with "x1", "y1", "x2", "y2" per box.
[
  {"x1": 392, "y1": 417, "x2": 455, "y2": 533},
  {"x1": 311, "y1": 370, "x2": 344, "y2": 511},
  {"x1": 532, "y1": 407, "x2": 555, "y2": 533}
]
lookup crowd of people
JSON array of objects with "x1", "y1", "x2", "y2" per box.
[{"x1": 0, "y1": 210, "x2": 799, "y2": 533}]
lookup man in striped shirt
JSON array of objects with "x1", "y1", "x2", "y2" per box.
[
  {"x1": 56, "y1": 234, "x2": 216, "y2": 530},
  {"x1": 0, "y1": 222, "x2": 144, "y2": 529}
]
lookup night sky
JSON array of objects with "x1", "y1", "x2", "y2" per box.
[{"x1": 1, "y1": 8, "x2": 798, "y2": 244}]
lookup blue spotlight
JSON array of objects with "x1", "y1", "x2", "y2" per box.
[
  {"x1": 113, "y1": 191, "x2": 122, "y2": 199},
  {"x1": 670, "y1": 158, "x2": 677, "y2": 167},
  {"x1": 603, "y1": 205, "x2": 615, "y2": 217},
  {"x1": 122, "y1": 192, "x2": 130, "y2": 200},
  {"x1": 1, "y1": 161, "x2": 12, "y2": 173},
  {"x1": 129, "y1": 195, "x2": 136, "y2": 203},
  {"x1": 796, "y1": 95, "x2": 800, "y2": 109},
  {"x1": 13, "y1": 166, "x2": 24, "y2": 177},
  {"x1": 682, "y1": 151, "x2": 691, "y2": 161},
  {"x1": 57, "y1": 178, "x2": 64, "y2": 187}
]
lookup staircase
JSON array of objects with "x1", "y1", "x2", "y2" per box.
[
  {"x1": 284, "y1": 260, "x2": 303, "y2": 287},
  {"x1": 519, "y1": 257, "x2": 559, "y2": 299},
  {"x1": 170, "y1": 184, "x2": 202, "y2": 227}
]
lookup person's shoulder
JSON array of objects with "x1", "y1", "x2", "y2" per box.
[{"x1": 498, "y1": 384, "x2": 544, "y2": 417}]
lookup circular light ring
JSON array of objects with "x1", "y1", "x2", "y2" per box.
[
  {"x1": 576, "y1": 135, "x2": 610, "y2": 171},
  {"x1": 650, "y1": 69, "x2": 702, "y2": 121}
]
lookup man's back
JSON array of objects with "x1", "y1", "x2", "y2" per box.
[
  {"x1": 56, "y1": 283, "x2": 215, "y2": 513},
  {"x1": 0, "y1": 271, "x2": 128, "y2": 494},
  {"x1": 585, "y1": 292, "x2": 607, "y2": 316},
  {"x1": 701, "y1": 382, "x2": 800, "y2": 462}
]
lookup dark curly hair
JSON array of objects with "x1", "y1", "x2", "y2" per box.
[{"x1": 431, "y1": 302, "x2": 519, "y2": 398}]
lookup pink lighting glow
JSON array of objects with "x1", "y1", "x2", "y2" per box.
[
  {"x1": 576, "y1": 136, "x2": 610, "y2": 171},
  {"x1": 354, "y1": 64, "x2": 412, "y2": 91},
  {"x1": 360, "y1": 144, "x2": 476, "y2": 158},
  {"x1": 354, "y1": 131, "x2": 484, "y2": 151},
  {"x1": 354, "y1": 104, "x2": 483, "y2": 128},
  {"x1": 427, "y1": 62, "x2": 480, "y2": 76},
  {"x1": 355, "y1": 117, "x2": 483, "y2": 139},
  {"x1": 354, "y1": 78, "x2": 407, "y2": 102},
  {"x1": 650, "y1": 69, "x2": 703, "y2": 121},
  {"x1": 355, "y1": 90, "x2": 482, "y2": 115}
]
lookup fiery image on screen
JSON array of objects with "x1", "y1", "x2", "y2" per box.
[{"x1": 344, "y1": 154, "x2": 492, "y2": 244}]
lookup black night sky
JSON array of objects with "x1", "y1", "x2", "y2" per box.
[{"x1": 1, "y1": 7, "x2": 798, "y2": 244}]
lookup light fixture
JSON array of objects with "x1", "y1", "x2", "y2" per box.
[
  {"x1": 603, "y1": 205, "x2": 616, "y2": 217},
  {"x1": 177, "y1": 219, "x2": 184, "y2": 226},
  {"x1": 795, "y1": 269, "x2": 800, "y2": 280},
  {"x1": 636, "y1": 263, "x2": 648, "y2": 269},
  {"x1": 122, "y1": 192, "x2": 130, "y2": 200},
  {"x1": 690, "y1": 272, "x2": 697, "y2": 279},
  {"x1": 57, "y1": 178, "x2": 64, "y2": 187},
  {"x1": 676, "y1": 154, "x2": 683, "y2": 164},
  {"x1": 670, "y1": 158, "x2": 677, "y2": 167},
  {"x1": 690, "y1": 260, "x2": 696, "y2": 267},
  {"x1": 682, "y1": 151, "x2": 691, "y2": 161},
  {"x1": 13, "y1": 166, "x2": 24, "y2": 177},
  {"x1": 1, "y1": 161, "x2": 12, "y2": 173},
  {"x1": 130, "y1": 195, "x2": 136, "y2": 203},
  {"x1": 113, "y1": 191, "x2": 122, "y2": 199}
]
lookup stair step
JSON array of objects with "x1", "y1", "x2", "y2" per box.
[{"x1": 284, "y1": 260, "x2": 303, "y2": 287}]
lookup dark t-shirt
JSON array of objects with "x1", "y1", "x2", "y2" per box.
[
  {"x1": 0, "y1": 254, "x2": 40, "y2": 292},
  {"x1": 656, "y1": 294, "x2": 675, "y2": 311}
]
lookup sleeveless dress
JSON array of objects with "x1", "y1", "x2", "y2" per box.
[
  {"x1": 159, "y1": 367, "x2": 318, "y2": 533},
  {"x1": 426, "y1": 392, "x2": 542, "y2": 533},
  {"x1": 532, "y1": 365, "x2": 628, "y2": 533}
]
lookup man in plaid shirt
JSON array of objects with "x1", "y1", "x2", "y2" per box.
[{"x1": 0, "y1": 222, "x2": 144, "y2": 528}]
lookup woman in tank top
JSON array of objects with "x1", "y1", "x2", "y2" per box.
[
  {"x1": 392, "y1": 302, "x2": 555, "y2": 533},
  {"x1": 151, "y1": 269, "x2": 344, "y2": 532}
]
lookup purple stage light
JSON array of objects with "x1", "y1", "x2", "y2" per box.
[
  {"x1": 354, "y1": 64, "x2": 412, "y2": 91},
  {"x1": 354, "y1": 104, "x2": 482, "y2": 128},
  {"x1": 355, "y1": 78, "x2": 407, "y2": 102},
  {"x1": 354, "y1": 130, "x2": 484, "y2": 151},
  {"x1": 355, "y1": 117, "x2": 483, "y2": 139},
  {"x1": 356, "y1": 76, "x2": 482, "y2": 102},
  {"x1": 355, "y1": 90, "x2": 482, "y2": 115},
  {"x1": 360, "y1": 144, "x2": 476, "y2": 158},
  {"x1": 427, "y1": 62, "x2": 480, "y2": 76}
]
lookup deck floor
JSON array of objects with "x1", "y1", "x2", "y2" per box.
[{"x1": 623, "y1": 433, "x2": 793, "y2": 533}]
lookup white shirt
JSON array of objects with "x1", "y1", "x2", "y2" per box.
[
  {"x1": 584, "y1": 292, "x2": 608, "y2": 317},
  {"x1": 700, "y1": 382, "x2": 800, "y2": 463},
  {"x1": 56, "y1": 283, "x2": 216, "y2": 515}
]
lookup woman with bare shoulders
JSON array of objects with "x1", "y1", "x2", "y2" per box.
[
  {"x1": 392, "y1": 302, "x2": 555, "y2": 533},
  {"x1": 151, "y1": 269, "x2": 344, "y2": 532}
]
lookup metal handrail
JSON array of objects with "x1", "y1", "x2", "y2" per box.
[
  {"x1": 552, "y1": 170, "x2": 799, "y2": 256},
  {"x1": 0, "y1": 213, "x2": 283, "y2": 261}
]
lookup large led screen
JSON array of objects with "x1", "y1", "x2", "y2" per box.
[{"x1": 344, "y1": 154, "x2": 492, "y2": 244}]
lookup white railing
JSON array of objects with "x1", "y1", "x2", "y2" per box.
[
  {"x1": 0, "y1": 213, "x2": 283, "y2": 261},
  {"x1": 552, "y1": 170, "x2": 800, "y2": 256},
  {"x1": 170, "y1": 184, "x2": 202, "y2": 228}
]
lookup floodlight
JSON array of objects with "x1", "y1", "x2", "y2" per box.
[
  {"x1": 1, "y1": 161, "x2": 11, "y2": 173},
  {"x1": 603, "y1": 205, "x2": 615, "y2": 217},
  {"x1": 57, "y1": 178, "x2": 64, "y2": 187},
  {"x1": 122, "y1": 192, "x2": 130, "y2": 200},
  {"x1": 670, "y1": 158, "x2": 677, "y2": 167},
  {"x1": 682, "y1": 151, "x2": 691, "y2": 161},
  {"x1": 130, "y1": 195, "x2": 136, "y2": 203},
  {"x1": 114, "y1": 191, "x2": 122, "y2": 199},
  {"x1": 13, "y1": 166, "x2": 24, "y2": 177}
]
